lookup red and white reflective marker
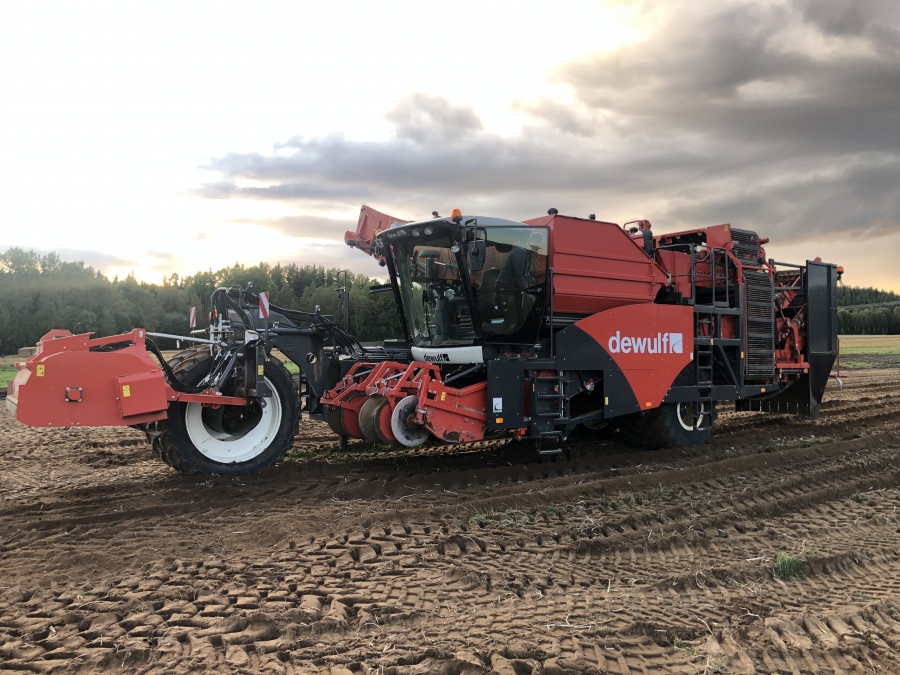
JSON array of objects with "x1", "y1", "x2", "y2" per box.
[
  {"x1": 189, "y1": 306, "x2": 196, "y2": 328},
  {"x1": 259, "y1": 291, "x2": 270, "y2": 319}
]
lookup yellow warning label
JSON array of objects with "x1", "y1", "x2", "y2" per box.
[
  {"x1": 257, "y1": 364, "x2": 264, "y2": 375},
  {"x1": 440, "y1": 392, "x2": 446, "y2": 402},
  {"x1": 604, "y1": 397, "x2": 609, "y2": 405},
  {"x1": 495, "y1": 417, "x2": 503, "y2": 424},
  {"x1": 36, "y1": 365, "x2": 45, "y2": 377},
  {"x1": 741, "y1": 351, "x2": 744, "y2": 358},
  {"x1": 122, "y1": 385, "x2": 131, "y2": 397}
]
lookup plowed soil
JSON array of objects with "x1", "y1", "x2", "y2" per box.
[{"x1": 4, "y1": 370, "x2": 900, "y2": 674}]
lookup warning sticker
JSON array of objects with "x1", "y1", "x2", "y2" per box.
[
  {"x1": 257, "y1": 364, "x2": 264, "y2": 375},
  {"x1": 492, "y1": 397, "x2": 502, "y2": 413},
  {"x1": 36, "y1": 365, "x2": 45, "y2": 377},
  {"x1": 122, "y1": 385, "x2": 131, "y2": 398}
]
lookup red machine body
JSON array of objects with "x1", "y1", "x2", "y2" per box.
[
  {"x1": 523, "y1": 215, "x2": 667, "y2": 314},
  {"x1": 323, "y1": 206, "x2": 840, "y2": 450},
  {"x1": 7, "y1": 329, "x2": 249, "y2": 428}
]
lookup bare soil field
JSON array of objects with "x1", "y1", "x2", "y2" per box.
[{"x1": 4, "y1": 368, "x2": 900, "y2": 673}]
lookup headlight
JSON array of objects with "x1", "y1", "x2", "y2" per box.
[
  {"x1": 424, "y1": 226, "x2": 434, "y2": 235},
  {"x1": 412, "y1": 229, "x2": 421, "y2": 237}
]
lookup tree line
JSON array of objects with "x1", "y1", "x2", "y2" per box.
[
  {"x1": 0, "y1": 248, "x2": 402, "y2": 355},
  {"x1": 837, "y1": 286, "x2": 900, "y2": 335},
  {"x1": 1, "y1": 246, "x2": 899, "y2": 354}
]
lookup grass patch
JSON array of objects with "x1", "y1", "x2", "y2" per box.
[
  {"x1": 269, "y1": 349, "x2": 300, "y2": 374},
  {"x1": 284, "y1": 442, "x2": 414, "y2": 464},
  {"x1": 837, "y1": 335, "x2": 900, "y2": 356},
  {"x1": 499, "y1": 508, "x2": 533, "y2": 528},
  {"x1": 470, "y1": 514, "x2": 488, "y2": 527},
  {"x1": 672, "y1": 637, "x2": 695, "y2": 653},
  {"x1": 773, "y1": 552, "x2": 802, "y2": 580},
  {"x1": 851, "y1": 493, "x2": 868, "y2": 503},
  {"x1": 838, "y1": 360, "x2": 880, "y2": 370},
  {"x1": 0, "y1": 365, "x2": 16, "y2": 389},
  {"x1": 806, "y1": 547, "x2": 820, "y2": 558}
]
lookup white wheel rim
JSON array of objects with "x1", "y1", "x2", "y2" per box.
[
  {"x1": 390, "y1": 395, "x2": 429, "y2": 448},
  {"x1": 185, "y1": 377, "x2": 283, "y2": 463},
  {"x1": 677, "y1": 402, "x2": 705, "y2": 431}
]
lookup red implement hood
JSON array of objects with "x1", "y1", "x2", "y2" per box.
[{"x1": 345, "y1": 205, "x2": 409, "y2": 259}]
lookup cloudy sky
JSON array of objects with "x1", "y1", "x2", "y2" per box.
[{"x1": 2, "y1": 0, "x2": 898, "y2": 287}]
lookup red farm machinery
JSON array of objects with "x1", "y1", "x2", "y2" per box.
[{"x1": 6, "y1": 205, "x2": 841, "y2": 474}]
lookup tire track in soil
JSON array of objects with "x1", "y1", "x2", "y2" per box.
[{"x1": 3, "y1": 370, "x2": 900, "y2": 672}]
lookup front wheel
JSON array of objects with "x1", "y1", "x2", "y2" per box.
[{"x1": 147, "y1": 350, "x2": 298, "y2": 475}]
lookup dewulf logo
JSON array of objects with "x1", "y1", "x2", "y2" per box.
[
  {"x1": 423, "y1": 353, "x2": 451, "y2": 363},
  {"x1": 608, "y1": 331, "x2": 683, "y2": 355}
]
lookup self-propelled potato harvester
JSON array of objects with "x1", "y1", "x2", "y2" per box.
[{"x1": 6, "y1": 205, "x2": 840, "y2": 474}]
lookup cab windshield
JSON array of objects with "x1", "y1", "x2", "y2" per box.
[
  {"x1": 390, "y1": 224, "x2": 549, "y2": 347},
  {"x1": 392, "y1": 228, "x2": 475, "y2": 347}
]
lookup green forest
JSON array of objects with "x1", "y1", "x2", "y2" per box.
[
  {"x1": 0, "y1": 247, "x2": 402, "y2": 357},
  {"x1": 1, "y1": 247, "x2": 900, "y2": 357}
]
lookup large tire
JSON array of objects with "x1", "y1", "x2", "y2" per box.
[
  {"x1": 147, "y1": 350, "x2": 298, "y2": 475},
  {"x1": 142, "y1": 347, "x2": 207, "y2": 468},
  {"x1": 617, "y1": 402, "x2": 713, "y2": 450}
]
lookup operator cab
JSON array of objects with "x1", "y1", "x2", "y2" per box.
[{"x1": 378, "y1": 216, "x2": 550, "y2": 361}]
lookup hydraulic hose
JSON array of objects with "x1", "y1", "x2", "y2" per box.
[{"x1": 144, "y1": 337, "x2": 208, "y2": 394}]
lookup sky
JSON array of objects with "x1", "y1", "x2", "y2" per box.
[{"x1": 1, "y1": 0, "x2": 898, "y2": 288}]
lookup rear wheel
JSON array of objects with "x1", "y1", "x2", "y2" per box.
[
  {"x1": 146, "y1": 350, "x2": 298, "y2": 474},
  {"x1": 618, "y1": 402, "x2": 712, "y2": 450}
]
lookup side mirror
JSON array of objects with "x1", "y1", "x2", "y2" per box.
[{"x1": 467, "y1": 240, "x2": 486, "y2": 271}]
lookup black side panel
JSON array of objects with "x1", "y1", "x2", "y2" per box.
[
  {"x1": 806, "y1": 260, "x2": 839, "y2": 405},
  {"x1": 604, "y1": 369, "x2": 640, "y2": 419},
  {"x1": 486, "y1": 359, "x2": 526, "y2": 430},
  {"x1": 556, "y1": 325, "x2": 619, "y2": 370},
  {"x1": 736, "y1": 374, "x2": 814, "y2": 416},
  {"x1": 556, "y1": 325, "x2": 639, "y2": 419}
]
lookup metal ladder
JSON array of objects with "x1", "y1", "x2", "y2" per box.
[
  {"x1": 531, "y1": 372, "x2": 568, "y2": 454},
  {"x1": 694, "y1": 311, "x2": 717, "y2": 429},
  {"x1": 694, "y1": 340, "x2": 714, "y2": 430}
]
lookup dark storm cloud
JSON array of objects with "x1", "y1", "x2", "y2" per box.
[
  {"x1": 197, "y1": 1, "x2": 900, "y2": 244},
  {"x1": 551, "y1": 1, "x2": 900, "y2": 155},
  {"x1": 384, "y1": 92, "x2": 484, "y2": 143}
]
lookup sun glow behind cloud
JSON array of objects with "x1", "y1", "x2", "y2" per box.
[
  {"x1": 2, "y1": 0, "x2": 899, "y2": 289},
  {"x1": 0, "y1": 1, "x2": 643, "y2": 282}
]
